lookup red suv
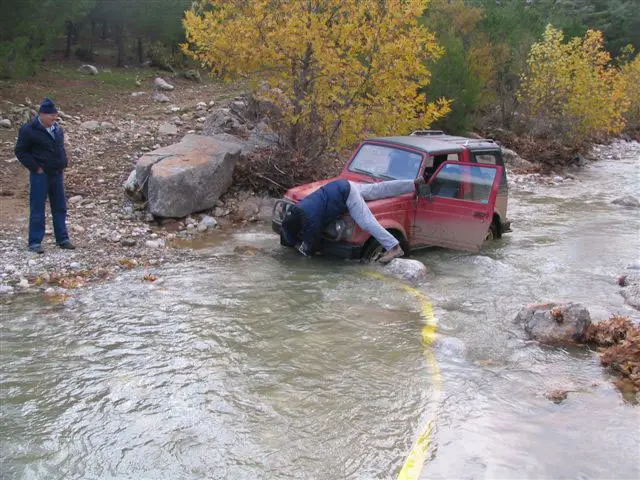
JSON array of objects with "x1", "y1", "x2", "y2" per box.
[{"x1": 272, "y1": 130, "x2": 511, "y2": 260}]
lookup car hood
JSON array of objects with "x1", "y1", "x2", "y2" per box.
[{"x1": 285, "y1": 177, "x2": 342, "y2": 202}]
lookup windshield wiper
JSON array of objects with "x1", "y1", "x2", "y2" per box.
[{"x1": 352, "y1": 168, "x2": 395, "y2": 181}]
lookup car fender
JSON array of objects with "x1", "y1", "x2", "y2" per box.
[{"x1": 374, "y1": 217, "x2": 408, "y2": 243}]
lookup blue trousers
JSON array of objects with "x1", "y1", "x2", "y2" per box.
[{"x1": 29, "y1": 171, "x2": 69, "y2": 247}]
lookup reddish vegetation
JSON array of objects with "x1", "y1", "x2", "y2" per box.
[{"x1": 587, "y1": 316, "x2": 640, "y2": 394}]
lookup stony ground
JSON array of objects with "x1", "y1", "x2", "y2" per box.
[{"x1": 0, "y1": 62, "x2": 272, "y2": 297}]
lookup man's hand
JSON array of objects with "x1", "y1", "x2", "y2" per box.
[{"x1": 36, "y1": 167, "x2": 44, "y2": 174}]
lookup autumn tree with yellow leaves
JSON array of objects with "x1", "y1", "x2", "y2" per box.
[
  {"x1": 518, "y1": 25, "x2": 630, "y2": 144},
  {"x1": 183, "y1": 0, "x2": 450, "y2": 157}
]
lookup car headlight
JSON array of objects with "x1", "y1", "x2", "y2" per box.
[
  {"x1": 273, "y1": 200, "x2": 293, "y2": 222},
  {"x1": 324, "y1": 216, "x2": 355, "y2": 241}
]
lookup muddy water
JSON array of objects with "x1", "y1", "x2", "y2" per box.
[{"x1": 1, "y1": 141, "x2": 639, "y2": 479}]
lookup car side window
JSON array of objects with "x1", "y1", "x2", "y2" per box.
[
  {"x1": 424, "y1": 153, "x2": 458, "y2": 181},
  {"x1": 430, "y1": 164, "x2": 497, "y2": 203}
]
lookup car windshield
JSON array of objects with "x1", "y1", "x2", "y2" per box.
[{"x1": 348, "y1": 144, "x2": 422, "y2": 180}]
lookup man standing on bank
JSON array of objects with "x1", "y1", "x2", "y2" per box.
[{"x1": 15, "y1": 97, "x2": 75, "y2": 254}]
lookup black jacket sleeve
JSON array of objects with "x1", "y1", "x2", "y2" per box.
[{"x1": 14, "y1": 126, "x2": 39, "y2": 172}]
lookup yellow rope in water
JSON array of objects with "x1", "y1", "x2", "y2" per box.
[{"x1": 364, "y1": 272, "x2": 441, "y2": 480}]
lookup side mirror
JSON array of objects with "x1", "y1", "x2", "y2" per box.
[{"x1": 418, "y1": 183, "x2": 432, "y2": 200}]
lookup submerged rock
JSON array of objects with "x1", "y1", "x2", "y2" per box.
[
  {"x1": 234, "y1": 245, "x2": 262, "y2": 256},
  {"x1": 383, "y1": 258, "x2": 428, "y2": 283},
  {"x1": 545, "y1": 389, "x2": 569, "y2": 404},
  {"x1": 514, "y1": 302, "x2": 591, "y2": 345},
  {"x1": 612, "y1": 196, "x2": 640, "y2": 208}
]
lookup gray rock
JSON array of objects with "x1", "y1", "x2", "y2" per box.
[
  {"x1": 158, "y1": 123, "x2": 178, "y2": 136},
  {"x1": 199, "y1": 215, "x2": 217, "y2": 230},
  {"x1": 501, "y1": 147, "x2": 534, "y2": 169},
  {"x1": 0, "y1": 118, "x2": 12, "y2": 128},
  {"x1": 120, "y1": 238, "x2": 137, "y2": 247},
  {"x1": 619, "y1": 273, "x2": 640, "y2": 310},
  {"x1": 153, "y1": 92, "x2": 170, "y2": 103},
  {"x1": 570, "y1": 153, "x2": 587, "y2": 167},
  {"x1": 612, "y1": 195, "x2": 640, "y2": 208},
  {"x1": 123, "y1": 170, "x2": 137, "y2": 193},
  {"x1": 78, "y1": 64, "x2": 99, "y2": 75},
  {"x1": 68, "y1": 195, "x2": 84, "y2": 204},
  {"x1": 154, "y1": 77, "x2": 175, "y2": 91},
  {"x1": 0, "y1": 285, "x2": 15, "y2": 295},
  {"x1": 140, "y1": 134, "x2": 242, "y2": 218},
  {"x1": 383, "y1": 258, "x2": 428, "y2": 283},
  {"x1": 131, "y1": 92, "x2": 145, "y2": 97},
  {"x1": 4, "y1": 265, "x2": 17, "y2": 274},
  {"x1": 514, "y1": 303, "x2": 591, "y2": 345},
  {"x1": 145, "y1": 240, "x2": 164, "y2": 248},
  {"x1": 70, "y1": 262, "x2": 81, "y2": 270},
  {"x1": 202, "y1": 108, "x2": 246, "y2": 136},
  {"x1": 101, "y1": 121, "x2": 115, "y2": 130},
  {"x1": 81, "y1": 120, "x2": 101, "y2": 131},
  {"x1": 197, "y1": 223, "x2": 208, "y2": 232}
]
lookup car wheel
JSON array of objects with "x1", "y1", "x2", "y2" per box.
[
  {"x1": 361, "y1": 231, "x2": 408, "y2": 262},
  {"x1": 484, "y1": 220, "x2": 500, "y2": 242}
]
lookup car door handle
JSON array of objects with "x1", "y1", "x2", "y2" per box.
[{"x1": 473, "y1": 211, "x2": 487, "y2": 218}]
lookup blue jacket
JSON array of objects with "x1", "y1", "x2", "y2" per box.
[
  {"x1": 15, "y1": 117, "x2": 68, "y2": 174},
  {"x1": 298, "y1": 179, "x2": 351, "y2": 247}
]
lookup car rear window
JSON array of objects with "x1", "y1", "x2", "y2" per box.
[{"x1": 472, "y1": 151, "x2": 507, "y2": 186}]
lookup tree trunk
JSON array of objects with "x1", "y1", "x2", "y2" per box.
[
  {"x1": 102, "y1": 21, "x2": 108, "y2": 39},
  {"x1": 137, "y1": 37, "x2": 144, "y2": 64},
  {"x1": 72, "y1": 23, "x2": 80, "y2": 45},
  {"x1": 115, "y1": 23, "x2": 125, "y2": 68},
  {"x1": 90, "y1": 20, "x2": 96, "y2": 56},
  {"x1": 65, "y1": 21, "x2": 73, "y2": 59}
]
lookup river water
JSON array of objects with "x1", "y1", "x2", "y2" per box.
[{"x1": 2, "y1": 141, "x2": 639, "y2": 479}]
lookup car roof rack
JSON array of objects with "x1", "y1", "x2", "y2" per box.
[
  {"x1": 409, "y1": 129, "x2": 445, "y2": 136},
  {"x1": 462, "y1": 138, "x2": 497, "y2": 145}
]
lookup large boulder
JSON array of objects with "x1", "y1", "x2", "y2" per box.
[
  {"x1": 514, "y1": 302, "x2": 591, "y2": 345},
  {"x1": 136, "y1": 134, "x2": 242, "y2": 218},
  {"x1": 383, "y1": 258, "x2": 428, "y2": 283}
]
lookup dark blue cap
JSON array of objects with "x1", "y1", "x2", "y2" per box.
[{"x1": 39, "y1": 97, "x2": 58, "y2": 114}]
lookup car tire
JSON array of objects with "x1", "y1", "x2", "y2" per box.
[
  {"x1": 361, "y1": 231, "x2": 408, "y2": 262},
  {"x1": 484, "y1": 219, "x2": 500, "y2": 242}
]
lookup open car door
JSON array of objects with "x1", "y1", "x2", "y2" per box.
[{"x1": 412, "y1": 161, "x2": 503, "y2": 252}]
